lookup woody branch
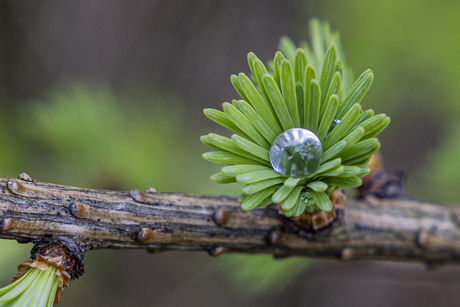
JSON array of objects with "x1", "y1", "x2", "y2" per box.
[{"x1": 1, "y1": 173, "x2": 460, "y2": 266}]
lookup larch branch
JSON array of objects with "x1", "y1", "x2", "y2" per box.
[{"x1": 1, "y1": 175, "x2": 460, "y2": 266}]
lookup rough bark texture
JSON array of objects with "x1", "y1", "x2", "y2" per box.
[{"x1": 1, "y1": 175, "x2": 460, "y2": 266}]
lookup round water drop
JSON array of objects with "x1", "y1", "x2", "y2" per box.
[
  {"x1": 329, "y1": 119, "x2": 341, "y2": 132},
  {"x1": 269, "y1": 128, "x2": 322, "y2": 178}
]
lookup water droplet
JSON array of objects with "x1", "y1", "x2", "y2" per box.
[
  {"x1": 269, "y1": 128, "x2": 322, "y2": 178},
  {"x1": 329, "y1": 119, "x2": 341, "y2": 132}
]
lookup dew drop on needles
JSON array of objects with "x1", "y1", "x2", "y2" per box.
[{"x1": 269, "y1": 128, "x2": 322, "y2": 177}]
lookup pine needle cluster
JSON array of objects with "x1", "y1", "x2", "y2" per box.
[{"x1": 202, "y1": 19, "x2": 390, "y2": 217}]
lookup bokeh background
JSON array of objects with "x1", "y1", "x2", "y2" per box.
[{"x1": 1, "y1": 0, "x2": 460, "y2": 306}]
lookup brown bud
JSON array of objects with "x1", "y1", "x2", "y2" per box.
[
  {"x1": 18, "y1": 172, "x2": 34, "y2": 182},
  {"x1": 213, "y1": 209, "x2": 229, "y2": 226},
  {"x1": 207, "y1": 246, "x2": 227, "y2": 257},
  {"x1": 7, "y1": 180, "x2": 25, "y2": 195},
  {"x1": 341, "y1": 248, "x2": 354, "y2": 260},
  {"x1": 144, "y1": 187, "x2": 158, "y2": 194},
  {"x1": 130, "y1": 189, "x2": 147, "y2": 202},
  {"x1": 137, "y1": 228, "x2": 155, "y2": 243},
  {"x1": 267, "y1": 229, "x2": 282, "y2": 245},
  {"x1": 1, "y1": 218, "x2": 12, "y2": 232},
  {"x1": 69, "y1": 202, "x2": 90, "y2": 218},
  {"x1": 417, "y1": 231, "x2": 430, "y2": 248}
]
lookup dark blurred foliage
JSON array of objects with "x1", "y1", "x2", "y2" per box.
[{"x1": 1, "y1": 1, "x2": 460, "y2": 306}]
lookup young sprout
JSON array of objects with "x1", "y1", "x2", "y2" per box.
[
  {"x1": 202, "y1": 19, "x2": 390, "y2": 217},
  {"x1": 0, "y1": 240, "x2": 81, "y2": 306},
  {"x1": 0, "y1": 256, "x2": 64, "y2": 306}
]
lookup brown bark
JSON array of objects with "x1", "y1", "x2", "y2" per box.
[{"x1": 1, "y1": 174, "x2": 460, "y2": 267}]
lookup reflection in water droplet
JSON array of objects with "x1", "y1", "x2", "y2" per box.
[{"x1": 269, "y1": 128, "x2": 322, "y2": 178}]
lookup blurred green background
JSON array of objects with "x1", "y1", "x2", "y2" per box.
[{"x1": 1, "y1": 1, "x2": 460, "y2": 306}]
